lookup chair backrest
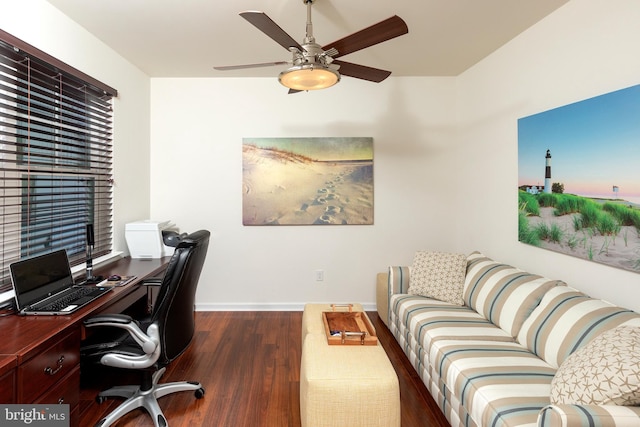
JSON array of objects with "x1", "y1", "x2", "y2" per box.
[{"x1": 150, "y1": 229, "x2": 210, "y2": 365}]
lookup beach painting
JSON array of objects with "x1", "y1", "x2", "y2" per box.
[
  {"x1": 242, "y1": 137, "x2": 373, "y2": 225},
  {"x1": 518, "y1": 84, "x2": 640, "y2": 273}
]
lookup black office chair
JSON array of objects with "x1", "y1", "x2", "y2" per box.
[{"x1": 81, "y1": 230, "x2": 210, "y2": 427}]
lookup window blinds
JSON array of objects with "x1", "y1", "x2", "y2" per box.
[{"x1": 0, "y1": 30, "x2": 117, "y2": 295}]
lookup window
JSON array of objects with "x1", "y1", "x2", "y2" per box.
[{"x1": 0, "y1": 30, "x2": 118, "y2": 295}]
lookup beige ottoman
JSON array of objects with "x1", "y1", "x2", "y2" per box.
[{"x1": 300, "y1": 304, "x2": 401, "y2": 427}]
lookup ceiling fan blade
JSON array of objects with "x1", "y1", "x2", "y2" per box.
[
  {"x1": 214, "y1": 61, "x2": 289, "y2": 71},
  {"x1": 240, "y1": 11, "x2": 303, "y2": 51},
  {"x1": 322, "y1": 15, "x2": 408, "y2": 58},
  {"x1": 333, "y1": 60, "x2": 391, "y2": 83}
]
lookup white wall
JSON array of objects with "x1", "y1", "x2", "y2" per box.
[
  {"x1": 455, "y1": 0, "x2": 640, "y2": 311},
  {"x1": 0, "y1": 0, "x2": 152, "y2": 255},
  {"x1": 6, "y1": 0, "x2": 639, "y2": 312},
  {"x1": 150, "y1": 77, "x2": 458, "y2": 309},
  {"x1": 151, "y1": 0, "x2": 640, "y2": 311}
]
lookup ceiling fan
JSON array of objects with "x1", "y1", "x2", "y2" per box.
[{"x1": 213, "y1": 0, "x2": 409, "y2": 93}]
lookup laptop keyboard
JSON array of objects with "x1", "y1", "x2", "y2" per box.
[{"x1": 38, "y1": 287, "x2": 105, "y2": 311}]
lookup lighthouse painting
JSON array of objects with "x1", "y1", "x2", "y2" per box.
[{"x1": 518, "y1": 84, "x2": 640, "y2": 273}]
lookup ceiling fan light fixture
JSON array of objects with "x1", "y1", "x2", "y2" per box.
[{"x1": 278, "y1": 64, "x2": 340, "y2": 91}]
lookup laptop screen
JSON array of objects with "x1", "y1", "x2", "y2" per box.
[{"x1": 9, "y1": 249, "x2": 74, "y2": 310}]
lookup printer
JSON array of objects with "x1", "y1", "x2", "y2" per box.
[{"x1": 125, "y1": 220, "x2": 181, "y2": 259}]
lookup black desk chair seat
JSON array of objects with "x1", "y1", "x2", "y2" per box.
[{"x1": 81, "y1": 230, "x2": 210, "y2": 427}]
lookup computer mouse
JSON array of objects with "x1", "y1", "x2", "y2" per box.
[{"x1": 107, "y1": 274, "x2": 121, "y2": 281}]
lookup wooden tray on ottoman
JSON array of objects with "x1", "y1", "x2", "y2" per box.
[{"x1": 322, "y1": 305, "x2": 377, "y2": 346}]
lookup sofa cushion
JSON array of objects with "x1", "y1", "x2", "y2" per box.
[
  {"x1": 517, "y1": 286, "x2": 640, "y2": 368},
  {"x1": 550, "y1": 326, "x2": 640, "y2": 406},
  {"x1": 390, "y1": 295, "x2": 517, "y2": 348},
  {"x1": 408, "y1": 251, "x2": 466, "y2": 306},
  {"x1": 389, "y1": 294, "x2": 556, "y2": 427},
  {"x1": 430, "y1": 339, "x2": 556, "y2": 427},
  {"x1": 463, "y1": 252, "x2": 562, "y2": 337}
]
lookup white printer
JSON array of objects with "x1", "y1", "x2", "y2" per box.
[{"x1": 125, "y1": 220, "x2": 178, "y2": 259}]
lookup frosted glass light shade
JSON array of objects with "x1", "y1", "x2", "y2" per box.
[{"x1": 279, "y1": 65, "x2": 339, "y2": 91}]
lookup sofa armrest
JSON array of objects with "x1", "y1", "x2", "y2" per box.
[
  {"x1": 538, "y1": 404, "x2": 640, "y2": 426},
  {"x1": 376, "y1": 273, "x2": 390, "y2": 327},
  {"x1": 376, "y1": 266, "x2": 410, "y2": 327}
]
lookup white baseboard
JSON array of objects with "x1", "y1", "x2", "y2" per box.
[{"x1": 195, "y1": 302, "x2": 377, "y2": 312}]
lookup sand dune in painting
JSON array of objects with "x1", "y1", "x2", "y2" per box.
[
  {"x1": 526, "y1": 207, "x2": 640, "y2": 272},
  {"x1": 242, "y1": 144, "x2": 373, "y2": 225}
]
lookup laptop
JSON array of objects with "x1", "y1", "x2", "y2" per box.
[{"x1": 9, "y1": 249, "x2": 111, "y2": 315}]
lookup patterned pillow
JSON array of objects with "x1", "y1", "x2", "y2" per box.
[
  {"x1": 516, "y1": 286, "x2": 640, "y2": 368},
  {"x1": 551, "y1": 326, "x2": 640, "y2": 405},
  {"x1": 408, "y1": 251, "x2": 466, "y2": 305},
  {"x1": 463, "y1": 252, "x2": 562, "y2": 337}
]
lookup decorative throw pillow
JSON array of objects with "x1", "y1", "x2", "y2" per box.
[
  {"x1": 551, "y1": 326, "x2": 640, "y2": 406},
  {"x1": 408, "y1": 251, "x2": 466, "y2": 306},
  {"x1": 463, "y1": 252, "x2": 562, "y2": 337},
  {"x1": 516, "y1": 286, "x2": 640, "y2": 368}
]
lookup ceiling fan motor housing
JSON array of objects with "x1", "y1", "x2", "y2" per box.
[{"x1": 291, "y1": 43, "x2": 334, "y2": 68}]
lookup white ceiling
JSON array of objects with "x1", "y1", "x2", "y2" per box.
[{"x1": 45, "y1": 0, "x2": 569, "y2": 79}]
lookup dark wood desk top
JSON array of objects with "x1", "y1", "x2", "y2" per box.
[{"x1": 0, "y1": 256, "x2": 171, "y2": 363}]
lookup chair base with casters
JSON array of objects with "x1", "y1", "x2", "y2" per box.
[{"x1": 94, "y1": 367, "x2": 205, "y2": 427}]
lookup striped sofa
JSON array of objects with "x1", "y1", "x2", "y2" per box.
[{"x1": 376, "y1": 252, "x2": 640, "y2": 427}]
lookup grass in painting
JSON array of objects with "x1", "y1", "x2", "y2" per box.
[
  {"x1": 553, "y1": 194, "x2": 585, "y2": 215},
  {"x1": 579, "y1": 201, "x2": 602, "y2": 229},
  {"x1": 532, "y1": 222, "x2": 563, "y2": 244},
  {"x1": 518, "y1": 210, "x2": 540, "y2": 246},
  {"x1": 596, "y1": 213, "x2": 620, "y2": 236},
  {"x1": 518, "y1": 192, "x2": 540, "y2": 216},
  {"x1": 537, "y1": 193, "x2": 557, "y2": 208},
  {"x1": 572, "y1": 215, "x2": 583, "y2": 232},
  {"x1": 603, "y1": 202, "x2": 640, "y2": 229},
  {"x1": 549, "y1": 223, "x2": 563, "y2": 243},
  {"x1": 518, "y1": 191, "x2": 640, "y2": 272}
]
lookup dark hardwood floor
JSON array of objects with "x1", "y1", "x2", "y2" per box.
[{"x1": 79, "y1": 311, "x2": 449, "y2": 427}]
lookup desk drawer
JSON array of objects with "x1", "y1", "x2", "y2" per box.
[
  {"x1": 34, "y1": 365, "x2": 80, "y2": 407},
  {"x1": 0, "y1": 367, "x2": 16, "y2": 403},
  {"x1": 18, "y1": 329, "x2": 80, "y2": 402}
]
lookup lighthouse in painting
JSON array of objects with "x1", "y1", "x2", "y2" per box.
[{"x1": 544, "y1": 149, "x2": 552, "y2": 193}]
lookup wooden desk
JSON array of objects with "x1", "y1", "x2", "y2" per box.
[{"x1": 0, "y1": 256, "x2": 171, "y2": 426}]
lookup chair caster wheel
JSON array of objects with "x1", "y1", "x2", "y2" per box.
[
  {"x1": 195, "y1": 388, "x2": 205, "y2": 399},
  {"x1": 96, "y1": 395, "x2": 107, "y2": 404}
]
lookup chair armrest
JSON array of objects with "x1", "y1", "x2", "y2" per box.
[
  {"x1": 141, "y1": 277, "x2": 163, "y2": 286},
  {"x1": 376, "y1": 266, "x2": 410, "y2": 327},
  {"x1": 538, "y1": 404, "x2": 640, "y2": 426},
  {"x1": 84, "y1": 313, "x2": 132, "y2": 326},
  {"x1": 84, "y1": 313, "x2": 158, "y2": 355}
]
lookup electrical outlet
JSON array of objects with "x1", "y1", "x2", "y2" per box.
[{"x1": 315, "y1": 270, "x2": 324, "y2": 281}]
